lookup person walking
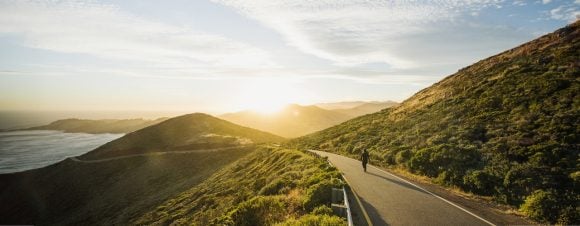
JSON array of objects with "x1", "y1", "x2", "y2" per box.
[{"x1": 361, "y1": 150, "x2": 370, "y2": 172}]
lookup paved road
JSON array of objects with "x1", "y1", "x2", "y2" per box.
[
  {"x1": 312, "y1": 150, "x2": 494, "y2": 226},
  {"x1": 70, "y1": 146, "x2": 246, "y2": 163}
]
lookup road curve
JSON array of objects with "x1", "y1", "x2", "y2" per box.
[{"x1": 312, "y1": 150, "x2": 494, "y2": 226}]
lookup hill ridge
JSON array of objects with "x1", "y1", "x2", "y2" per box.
[{"x1": 82, "y1": 113, "x2": 284, "y2": 160}]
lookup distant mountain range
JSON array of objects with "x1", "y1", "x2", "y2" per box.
[
  {"x1": 220, "y1": 101, "x2": 398, "y2": 138},
  {"x1": 290, "y1": 21, "x2": 580, "y2": 224}
]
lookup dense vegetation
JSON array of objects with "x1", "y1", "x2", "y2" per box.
[
  {"x1": 221, "y1": 102, "x2": 396, "y2": 138},
  {"x1": 289, "y1": 21, "x2": 579, "y2": 224},
  {"x1": 26, "y1": 118, "x2": 167, "y2": 134},
  {"x1": 134, "y1": 147, "x2": 346, "y2": 225},
  {"x1": 83, "y1": 113, "x2": 285, "y2": 159}
]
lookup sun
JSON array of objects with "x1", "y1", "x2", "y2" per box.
[{"x1": 234, "y1": 78, "x2": 302, "y2": 114}]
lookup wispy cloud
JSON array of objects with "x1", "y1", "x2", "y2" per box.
[
  {"x1": 549, "y1": 2, "x2": 580, "y2": 22},
  {"x1": 0, "y1": 0, "x2": 273, "y2": 68},
  {"x1": 213, "y1": 0, "x2": 525, "y2": 70}
]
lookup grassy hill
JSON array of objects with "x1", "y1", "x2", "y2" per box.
[
  {"x1": 25, "y1": 118, "x2": 167, "y2": 134},
  {"x1": 289, "y1": 21, "x2": 579, "y2": 224},
  {"x1": 221, "y1": 102, "x2": 397, "y2": 138},
  {"x1": 0, "y1": 113, "x2": 343, "y2": 225},
  {"x1": 82, "y1": 113, "x2": 284, "y2": 160},
  {"x1": 134, "y1": 147, "x2": 345, "y2": 225}
]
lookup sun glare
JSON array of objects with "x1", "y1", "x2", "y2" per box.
[{"x1": 235, "y1": 79, "x2": 302, "y2": 114}]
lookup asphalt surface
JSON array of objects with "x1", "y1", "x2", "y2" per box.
[{"x1": 312, "y1": 150, "x2": 494, "y2": 226}]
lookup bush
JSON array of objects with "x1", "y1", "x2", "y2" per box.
[
  {"x1": 395, "y1": 150, "x2": 411, "y2": 165},
  {"x1": 462, "y1": 170, "x2": 496, "y2": 195},
  {"x1": 303, "y1": 181, "x2": 334, "y2": 211},
  {"x1": 519, "y1": 190, "x2": 559, "y2": 223},
  {"x1": 311, "y1": 205, "x2": 333, "y2": 215}
]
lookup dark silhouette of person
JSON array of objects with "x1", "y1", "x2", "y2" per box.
[{"x1": 361, "y1": 150, "x2": 369, "y2": 172}]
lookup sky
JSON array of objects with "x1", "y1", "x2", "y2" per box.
[{"x1": 0, "y1": 0, "x2": 578, "y2": 115}]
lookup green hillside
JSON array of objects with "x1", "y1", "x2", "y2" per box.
[
  {"x1": 82, "y1": 113, "x2": 284, "y2": 160},
  {"x1": 25, "y1": 118, "x2": 167, "y2": 134},
  {"x1": 289, "y1": 21, "x2": 579, "y2": 224},
  {"x1": 134, "y1": 148, "x2": 345, "y2": 225}
]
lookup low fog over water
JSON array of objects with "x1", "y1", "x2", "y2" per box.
[{"x1": 0, "y1": 130, "x2": 123, "y2": 173}]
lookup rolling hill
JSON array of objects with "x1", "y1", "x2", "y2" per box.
[
  {"x1": 0, "y1": 113, "x2": 343, "y2": 225},
  {"x1": 221, "y1": 102, "x2": 397, "y2": 138},
  {"x1": 289, "y1": 21, "x2": 579, "y2": 224},
  {"x1": 25, "y1": 118, "x2": 167, "y2": 134},
  {"x1": 82, "y1": 113, "x2": 284, "y2": 160}
]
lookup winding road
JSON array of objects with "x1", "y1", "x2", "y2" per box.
[{"x1": 312, "y1": 150, "x2": 495, "y2": 226}]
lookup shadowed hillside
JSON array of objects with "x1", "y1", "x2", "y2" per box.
[
  {"x1": 25, "y1": 118, "x2": 167, "y2": 134},
  {"x1": 290, "y1": 21, "x2": 579, "y2": 224},
  {"x1": 0, "y1": 147, "x2": 254, "y2": 225},
  {"x1": 82, "y1": 113, "x2": 284, "y2": 160}
]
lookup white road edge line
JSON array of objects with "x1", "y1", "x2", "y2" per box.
[{"x1": 369, "y1": 165, "x2": 496, "y2": 226}]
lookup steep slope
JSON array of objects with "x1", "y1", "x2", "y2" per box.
[
  {"x1": 290, "y1": 21, "x2": 579, "y2": 224},
  {"x1": 82, "y1": 113, "x2": 284, "y2": 160},
  {"x1": 25, "y1": 118, "x2": 167, "y2": 134},
  {"x1": 220, "y1": 104, "x2": 353, "y2": 138}
]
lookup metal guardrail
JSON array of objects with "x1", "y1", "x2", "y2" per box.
[
  {"x1": 307, "y1": 150, "x2": 354, "y2": 226},
  {"x1": 343, "y1": 186, "x2": 354, "y2": 226}
]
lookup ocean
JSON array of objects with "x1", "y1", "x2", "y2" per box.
[{"x1": 0, "y1": 130, "x2": 123, "y2": 174}]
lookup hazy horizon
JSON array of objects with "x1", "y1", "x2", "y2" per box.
[{"x1": 0, "y1": 99, "x2": 395, "y2": 129}]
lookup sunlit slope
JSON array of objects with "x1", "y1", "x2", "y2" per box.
[
  {"x1": 0, "y1": 147, "x2": 253, "y2": 225},
  {"x1": 290, "y1": 21, "x2": 579, "y2": 224},
  {"x1": 83, "y1": 113, "x2": 284, "y2": 160},
  {"x1": 134, "y1": 148, "x2": 346, "y2": 225},
  {"x1": 25, "y1": 118, "x2": 167, "y2": 134}
]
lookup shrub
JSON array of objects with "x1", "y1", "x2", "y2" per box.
[
  {"x1": 311, "y1": 205, "x2": 333, "y2": 216},
  {"x1": 519, "y1": 190, "x2": 559, "y2": 223},
  {"x1": 303, "y1": 181, "x2": 334, "y2": 211},
  {"x1": 395, "y1": 150, "x2": 411, "y2": 165}
]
